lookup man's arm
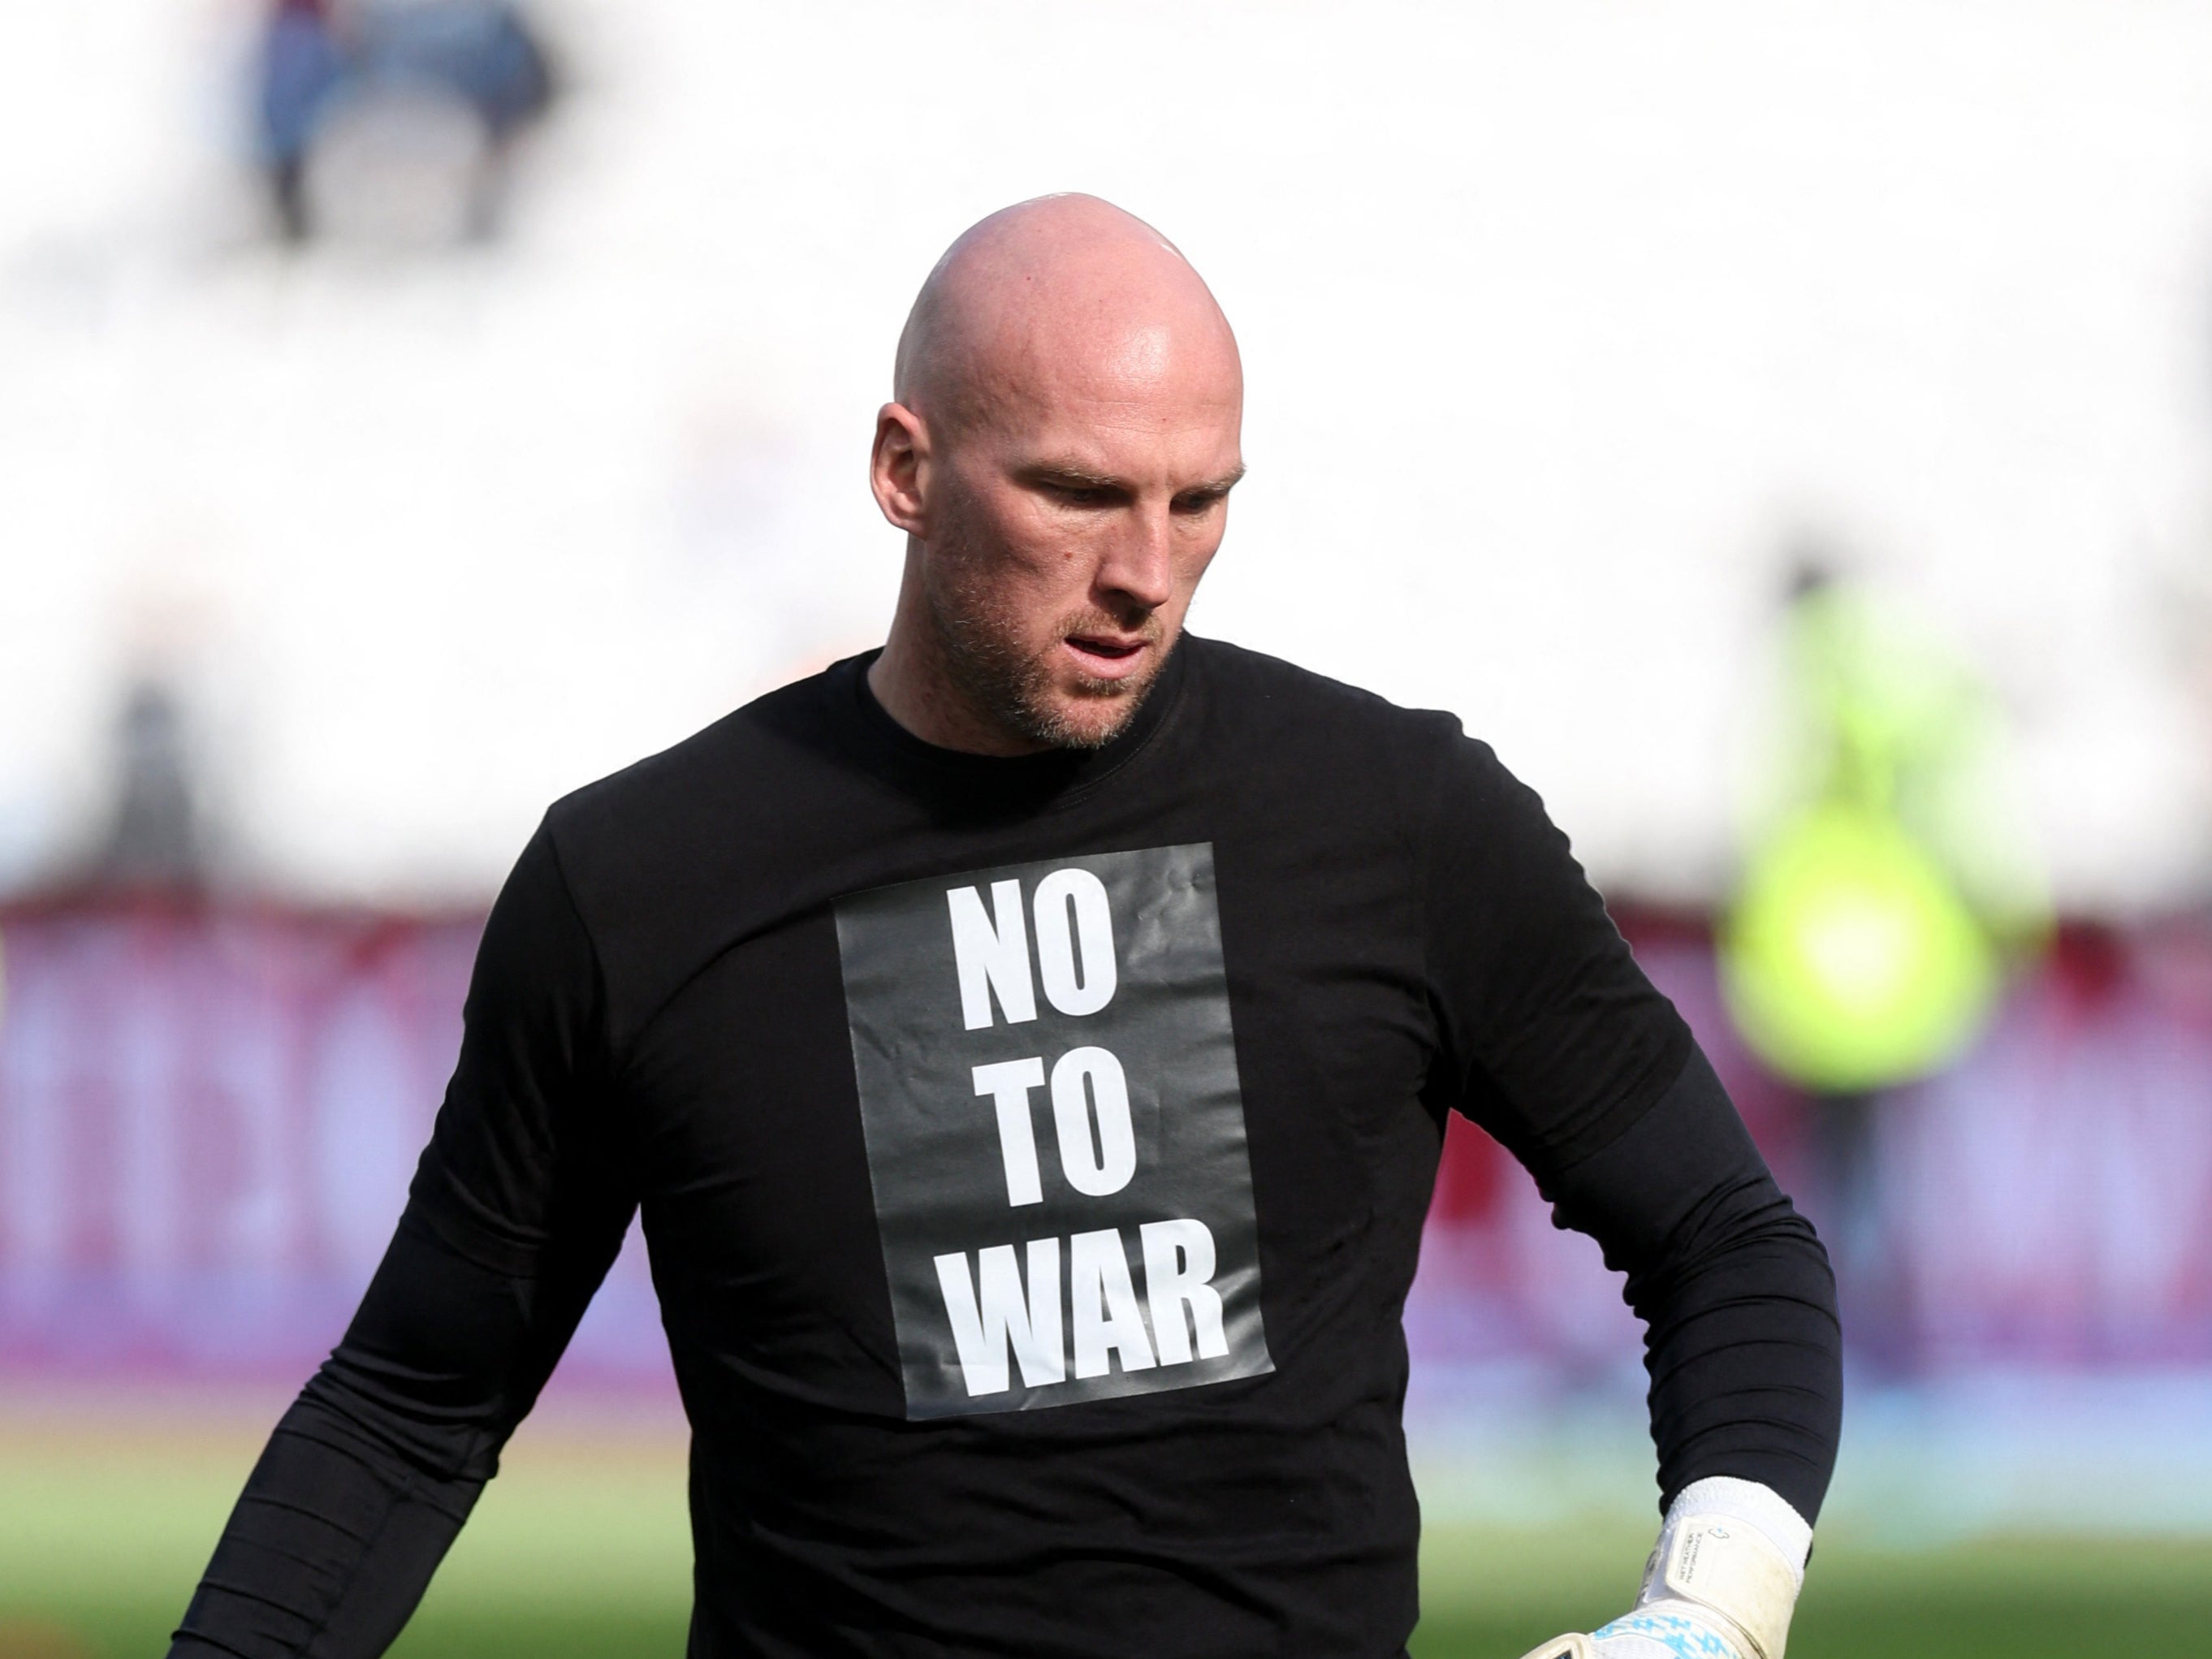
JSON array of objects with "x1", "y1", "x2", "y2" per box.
[
  {"x1": 171, "y1": 823, "x2": 635, "y2": 1658},
  {"x1": 1542, "y1": 1043, "x2": 1840, "y2": 1523},
  {"x1": 1419, "y1": 729, "x2": 1843, "y2": 1519}
]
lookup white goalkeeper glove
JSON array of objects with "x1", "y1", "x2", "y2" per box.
[{"x1": 1513, "y1": 1476, "x2": 1811, "y2": 1659}]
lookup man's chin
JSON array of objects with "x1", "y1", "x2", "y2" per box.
[
  {"x1": 1020, "y1": 669, "x2": 1158, "y2": 750},
  {"x1": 1023, "y1": 693, "x2": 1135, "y2": 750}
]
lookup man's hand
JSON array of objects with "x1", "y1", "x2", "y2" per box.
[
  {"x1": 1514, "y1": 1598, "x2": 1756, "y2": 1659},
  {"x1": 1512, "y1": 1477, "x2": 1811, "y2": 1659}
]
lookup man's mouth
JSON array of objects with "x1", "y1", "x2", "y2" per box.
[{"x1": 1062, "y1": 633, "x2": 1151, "y2": 680}]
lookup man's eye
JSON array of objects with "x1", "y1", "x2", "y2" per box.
[
  {"x1": 1173, "y1": 493, "x2": 1223, "y2": 515},
  {"x1": 1053, "y1": 485, "x2": 1109, "y2": 506}
]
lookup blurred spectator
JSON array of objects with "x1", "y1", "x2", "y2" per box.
[
  {"x1": 90, "y1": 676, "x2": 209, "y2": 891},
  {"x1": 1719, "y1": 555, "x2": 2050, "y2": 1348},
  {"x1": 253, "y1": 0, "x2": 558, "y2": 246},
  {"x1": 257, "y1": 0, "x2": 347, "y2": 238}
]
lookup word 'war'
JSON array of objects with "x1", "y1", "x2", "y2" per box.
[{"x1": 933, "y1": 1218, "x2": 1229, "y2": 1398}]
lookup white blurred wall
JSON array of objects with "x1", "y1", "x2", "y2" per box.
[{"x1": 4, "y1": 0, "x2": 2211, "y2": 905}]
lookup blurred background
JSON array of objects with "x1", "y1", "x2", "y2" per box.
[{"x1": 5, "y1": 2, "x2": 2212, "y2": 1654}]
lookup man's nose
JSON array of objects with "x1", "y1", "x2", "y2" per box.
[{"x1": 1096, "y1": 503, "x2": 1176, "y2": 611}]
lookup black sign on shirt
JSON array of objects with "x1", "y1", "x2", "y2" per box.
[{"x1": 834, "y1": 842, "x2": 1274, "y2": 1419}]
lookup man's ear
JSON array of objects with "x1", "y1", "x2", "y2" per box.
[{"x1": 871, "y1": 402, "x2": 929, "y2": 534}]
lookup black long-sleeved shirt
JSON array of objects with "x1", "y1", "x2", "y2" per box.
[{"x1": 173, "y1": 636, "x2": 1841, "y2": 1658}]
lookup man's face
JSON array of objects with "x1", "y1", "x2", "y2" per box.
[{"x1": 909, "y1": 328, "x2": 1245, "y2": 750}]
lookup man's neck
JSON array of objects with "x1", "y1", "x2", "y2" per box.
[{"x1": 867, "y1": 619, "x2": 1051, "y2": 758}]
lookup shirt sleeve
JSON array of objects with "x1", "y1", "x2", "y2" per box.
[
  {"x1": 169, "y1": 822, "x2": 638, "y2": 1657},
  {"x1": 1548, "y1": 1046, "x2": 1843, "y2": 1520},
  {"x1": 1419, "y1": 732, "x2": 1842, "y2": 1521},
  {"x1": 1420, "y1": 731, "x2": 1692, "y2": 1171}
]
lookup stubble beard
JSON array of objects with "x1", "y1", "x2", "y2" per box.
[{"x1": 922, "y1": 541, "x2": 1172, "y2": 752}]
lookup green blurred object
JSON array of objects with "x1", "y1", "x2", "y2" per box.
[
  {"x1": 4, "y1": 1412, "x2": 2210, "y2": 1659},
  {"x1": 11, "y1": 1522, "x2": 2210, "y2": 1659},
  {"x1": 1720, "y1": 802, "x2": 1998, "y2": 1092},
  {"x1": 14, "y1": 1574, "x2": 2211, "y2": 1659}
]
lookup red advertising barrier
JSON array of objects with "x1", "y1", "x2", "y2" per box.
[
  {"x1": 2, "y1": 896, "x2": 2208, "y2": 1385},
  {"x1": 0, "y1": 895, "x2": 663, "y2": 1383}
]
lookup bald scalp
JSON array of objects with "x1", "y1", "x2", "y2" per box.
[{"x1": 893, "y1": 193, "x2": 1239, "y2": 439}]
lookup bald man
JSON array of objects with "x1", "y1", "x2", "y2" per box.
[{"x1": 171, "y1": 197, "x2": 1841, "y2": 1659}]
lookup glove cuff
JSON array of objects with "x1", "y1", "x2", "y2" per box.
[
  {"x1": 1632, "y1": 1477, "x2": 1810, "y2": 1659},
  {"x1": 1661, "y1": 1477, "x2": 1812, "y2": 1573}
]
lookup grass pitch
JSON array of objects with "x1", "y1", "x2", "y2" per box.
[{"x1": 3, "y1": 1399, "x2": 2206, "y2": 1657}]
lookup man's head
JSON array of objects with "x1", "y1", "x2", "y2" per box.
[{"x1": 868, "y1": 194, "x2": 1245, "y2": 754}]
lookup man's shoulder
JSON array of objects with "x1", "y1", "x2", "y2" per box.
[
  {"x1": 1187, "y1": 635, "x2": 1560, "y2": 871},
  {"x1": 531, "y1": 659, "x2": 879, "y2": 951},
  {"x1": 543, "y1": 662, "x2": 849, "y2": 853},
  {"x1": 1187, "y1": 634, "x2": 1471, "y2": 762},
  {"x1": 516, "y1": 658, "x2": 886, "y2": 1043}
]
